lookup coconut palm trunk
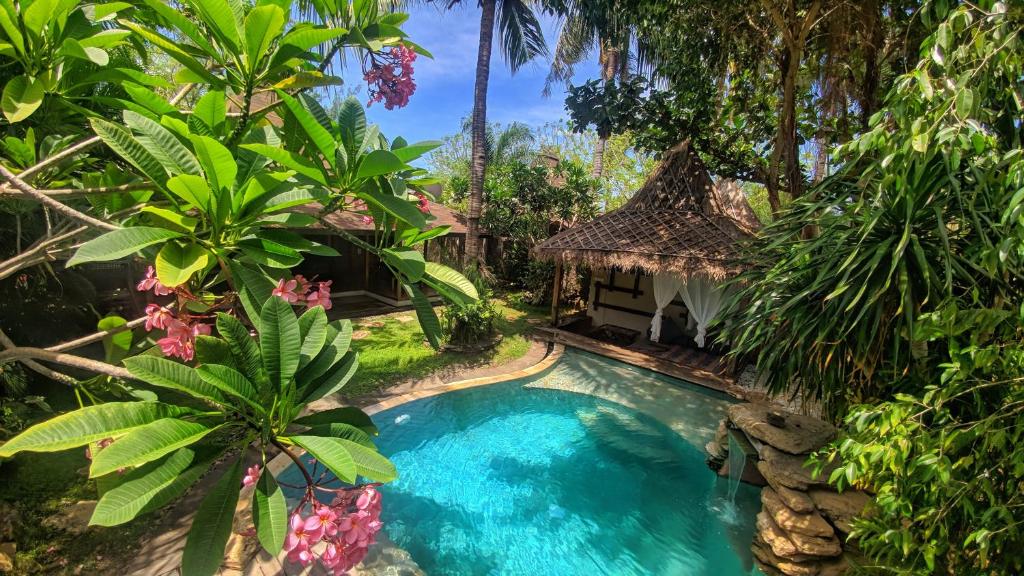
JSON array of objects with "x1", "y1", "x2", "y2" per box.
[
  {"x1": 591, "y1": 44, "x2": 618, "y2": 179},
  {"x1": 466, "y1": 0, "x2": 496, "y2": 267}
]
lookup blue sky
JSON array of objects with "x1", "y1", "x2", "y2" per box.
[{"x1": 331, "y1": 3, "x2": 601, "y2": 145}]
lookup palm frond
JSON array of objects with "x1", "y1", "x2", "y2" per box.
[
  {"x1": 495, "y1": 0, "x2": 548, "y2": 72},
  {"x1": 543, "y1": 11, "x2": 595, "y2": 96}
]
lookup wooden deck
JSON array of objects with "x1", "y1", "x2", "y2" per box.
[{"x1": 536, "y1": 325, "x2": 746, "y2": 397}]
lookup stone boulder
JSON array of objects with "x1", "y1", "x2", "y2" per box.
[
  {"x1": 757, "y1": 446, "x2": 834, "y2": 490},
  {"x1": 808, "y1": 489, "x2": 873, "y2": 534},
  {"x1": 762, "y1": 488, "x2": 835, "y2": 538},
  {"x1": 42, "y1": 500, "x2": 96, "y2": 535},
  {"x1": 729, "y1": 403, "x2": 836, "y2": 455},
  {"x1": 772, "y1": 482, "x2": 817, "y2": 514},
  {"x1": 757, "y1": 512, "x2": 843, "y2": 559}
]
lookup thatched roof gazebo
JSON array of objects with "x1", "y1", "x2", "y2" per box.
[{"x1": 534, "y1": 140, "x2": 759, "y2": 347}]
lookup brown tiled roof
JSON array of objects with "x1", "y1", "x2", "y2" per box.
[
  {"x1": 292, "y1": 200, "x2": 468, "y2": 234},
  {"x1": 533, "y1": 141, "x2": 756, "y2": 279}
]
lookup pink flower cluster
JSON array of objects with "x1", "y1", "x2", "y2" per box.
[
  {"x1": 143, "y1": 303, "x2": 210, "y2": 362},
  {"x1": 272, "y1": 275, "x2": 333, "y2": 310},
  {"x1": 284, "y1": 486, "x2": 383, "y2": 575},
  {"x1": 364, "y1": 44, "x2": 417, "y2": 110},
  {"x1": 412, "y1": 191, "x2": 430, "y2": 214},
  {"x1": 242, "y1": 465, "x2": 261, "y2": 488},
  {"x1": 136, "y1": 265, "x2": 173, "y2": 296}
]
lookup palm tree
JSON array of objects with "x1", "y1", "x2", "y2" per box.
[
  {"x1": 458, "y1": 118, "x2": 536, "y2": 166},
  {"x1": 543, "y1": 1, "x2": 632, "y2": 179},
  {"x1": 443, "y1": 0, "x2": 548, "y2": 266}
]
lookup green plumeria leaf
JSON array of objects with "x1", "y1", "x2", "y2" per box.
[
  {"x1": 91, "y1": 448, "x2": 212, "y2": 526},
  {"x1": 67, "y1": 227, "x2": 184, "y2": 267},
  {"x1": 122, "y1": 356, "x2": 227, "y2": 405},
  {"x1": 293, "y1": 407, "x2": 377, "y2": 436},
  {"x1": 298, "y1": 320, "x2": 353, "y2": 382},
  {"x1": 302, "y1": 351, "x2": 358, "y2": 403},
  {"x1": 260, "y1": 296, "x2": 301, "y2": 391},
  {"x1": 155, "y1": 242, "x2": 213, "y2": 287},
  {"x1": 196, "y1": 364, "x2": 264, "y2": 415},
  {"x1": 1, "y1": 74, "x2": 44, "y2": 123},
  {"x1": 252, "y1": 467, "x2": 287, "y2": 555},
  {"x1": 304, "y1": 423, "x2": 375, "y2": 448},
  {"x1": 423, "y1": 262, "x2": 479, "y2": 304},
  {"x1": 405, "y1": 283, "x2": 441, "y2": 350},
  {"x1": 287, "y1": 436, "x2": 356, "y2": 483},
  {"x1": 0, "y1": 402, "x2": 192, "y2": 457},
  {"x1": 338, "y1": 438, "x2": 396, "y2": 483},
  {"x1": 383, "y1": 248, "x2": 426, "y2": 282},
  {"x1": 181, "y1": 457, "x2": 243, "y2": 576},
  {"x1": 356, "y1": 149, "x2": 405, "y2": 179},
  {"x1": 89, "y1": 418, "x2": 216, "y2": 478},
  {"x1": 215, "y1": 313, "x2": 266, "y2": 387}
]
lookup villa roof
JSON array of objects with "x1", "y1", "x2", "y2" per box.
[
  {"x1": 532, "y1": 141, "x2": 759, "y2": 279},
  {"x1": 293, "y1": 200, "x2": 468, "y2": 235}
]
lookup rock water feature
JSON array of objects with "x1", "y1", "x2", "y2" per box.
[{"x1": 706, "y1": 404, "x2": 873, "y2": 576}]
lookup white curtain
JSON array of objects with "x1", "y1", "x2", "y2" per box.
[
  {"x1": 650, "y1": 273, "x2": 683, "y2": 342},
  {"x1": 677, "y1": 275, "x2": 725, "y2": 348}
]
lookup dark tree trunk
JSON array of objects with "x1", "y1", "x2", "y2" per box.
[
  {"x1": 466, "y1": 0, "x2": 496, "y2": 267},
  {"x1": 859, "y1": 0, "x2": 883, "y2": 131},
  {"x1": 591, "y1": 44, "x2": 619, "y2": 179}
]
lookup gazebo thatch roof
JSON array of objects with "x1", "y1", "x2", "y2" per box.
[{"x1": 533, "y1": 141, "x2": 759, "y2": 279}]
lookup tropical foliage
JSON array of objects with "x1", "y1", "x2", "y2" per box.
[
  {"x1": 0, "y1": 0, "x2": 477, "y2": 573},
  {"x1": 719, "y1": 1, "x2": 1024, "y2": 572}
]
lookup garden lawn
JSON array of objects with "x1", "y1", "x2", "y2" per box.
[{"x1": 343, "y1": 294, "x2": 545, "y2": 397}]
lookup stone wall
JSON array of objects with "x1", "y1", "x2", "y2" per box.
[{"x1": 707, "y1": 403, "x2": 873, "y2": 576}]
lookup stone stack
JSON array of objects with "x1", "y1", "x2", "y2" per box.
[{"x1": 712, "y1": 403, "x2": 873, "y2": 576}]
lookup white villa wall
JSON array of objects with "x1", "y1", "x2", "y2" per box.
[{"x1": 586, "y1": 269, "x2": 690, "y2": 336}]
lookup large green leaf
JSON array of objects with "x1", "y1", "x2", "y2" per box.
[
  {"x1": 243, "y1": 4, "x2": 285, "y2": 67},
  {"x1": 275, "y1": 89, "x2": 337, "y2": 168},
  {"x1": 239, "y1": 143, "x2": 326, "y2": 184},
  {"x1": 383, "y1": 248, "x2": 426, "y2": 282},
  {"x1": 191, "y1": 90, "x2": 226, "y2": 135},
  {"x1": 279, "y1": 26, "x2": 347, "y2": 51},
  {"x1": 357, "y1": 189, "x2": 427, "y2": 229},
  {"x1": 293, "y1": 406, "x2": 377, "y2": 435},
  {"x1": 215, "y1": 313, "x2": 266, "y2": 387},
  {"x1": 404, "y1": 283, "x2": 442, "y2": 350},
  {"x1": 120, "y1": 22, "x2": 225, "y2": 87},
  {"x1": 180, "y1": 457, "x2": 243, "y2": 576},
  {"x1": 391, "y1": 140, "x2": 442, "y2": 163},
  {"x1": 90, "y1": 118, "x2": 171, "y2": 187},
  {"x1": 194, "y1": 335, "x2": 232, "y2": 365},
  {"x1": 287, "y1": 436, "x2": 356, "y2": 483},
  {"x1": 89, "y1": 418, "x2": 215, "y2": 478},
  {"x1": 184, "y1": 0, "x2": 242, "y2": 53},
  {"x1": 252, "y1": 467, "x2": 287, "y2": 555},
  {"x1": 196, "y1": 364, "x2": 264, "y2": 415},
  {"x1": 98, "y1": 315, "x2": 132, "y2": 364},
  {"x1": 166, "y1": 174, "x2": 213, "y2": 210},
  {"x1": 122, "y1": 356, "x2": 227, "y2": 405},
  {"x1": 304, "y1": 422, "x2": 374, "y2": 448},
  {"x1": 124, "y1": 111, "x2": 202, "y2": 176},
  {"x1": 0, "y1": 402, "x2": 191, "y2": 457},
  {"x1": 66, "y1": 227, "x2": 183, "y2": 267},
  {"x1": 298, "y1": 320, "x2": 352, "y2": 382},
  {"x1": 238, "y1": 238, "x2": 304, "y2": 268},
  {"x1": 423, "y1": 262, "x2": 479, "y2": 305},
  {"x1": 155, "y1": 242, "x2": 213, "y2": 287},
  {"x1": 91, "y1": 448, "x2": 210, "y2": 526},
  {"x1": 190, "y1": 134, "x2": 237, "y2": 194},
  {"x1": 356, "y1": 149, "x2": 405, "y2": 179},
  {"x1": 337, "y1": 438, "x2": 396, "y2": 483},
  {"x1": 259, "y1": 296, "x2": 301, "y2": 391},
  {"x1": 1, "y1": 74, "x2": 44, "y2": 123},
  {"x1": 297, "y1": 306, "x2": 328, "y2": 369},
  {"x1": 302, "y1": 351, "x2": 358, "y2": 403}
]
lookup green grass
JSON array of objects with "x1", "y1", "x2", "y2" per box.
[{"x1": 343, "y1": 293, "x2": 546, "y2": 397}]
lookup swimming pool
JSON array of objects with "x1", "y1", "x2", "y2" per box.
[{"x1": 282, "y1": 348, "x2": 763, "y2": 575}]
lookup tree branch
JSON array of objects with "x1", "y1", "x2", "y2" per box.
[
  {"x1": 0, "y1": 329, "x2": 77, "y2": 385},
  {"x1": 0, "y1": 225, "x2": 87, "y2": 281},
  {"x1": 49, "y1": 315, "x2": 148, "y2": 353},
  {"x1": 0, "y1": 347, "x2": 131, "y2": 380},
  {"x1": 0, "y1": 164, "x2": 119, "y2": 231},
  {"x1": 0, "y1": 183, "x2": 155, "y2": 198}
]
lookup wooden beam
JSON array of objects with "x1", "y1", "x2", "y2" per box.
[{"x1": 551, "y1": 261, "x2": 564, "y2": 326}]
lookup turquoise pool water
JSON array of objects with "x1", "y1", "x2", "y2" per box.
[{"x1": 284, "y1": 349, "x2": 763, "y2": 575}]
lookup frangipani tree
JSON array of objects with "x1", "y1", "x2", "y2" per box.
[{"x1": 0, "y1": 0, "x2": 474, "y2": 573}]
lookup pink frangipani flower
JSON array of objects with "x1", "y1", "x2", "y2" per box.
[
  {"x1": 136, "y1": 265, "x2": 173, "y2": 296},
  {"x1": 144, "y1": 304, "x2": 175, "y2": 331},
  {"x1": 242, "y1": 465, "x2": 261, "y2": 488},
  {"x1": 272, "y1": 278, "x2": 301, "y2": 303}
]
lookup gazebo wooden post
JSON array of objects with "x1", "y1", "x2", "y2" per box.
[{"x1": 550, "y1": 261, "x2": 564, "y2": 326}]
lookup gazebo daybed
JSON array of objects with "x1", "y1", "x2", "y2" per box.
[{"x1": 533, "y1": 141, "x2": 759, "y2": 385}]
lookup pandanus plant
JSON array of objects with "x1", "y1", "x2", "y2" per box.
[{"x1": 0, "y1": 295, "x2": 391, "y2": 574}]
